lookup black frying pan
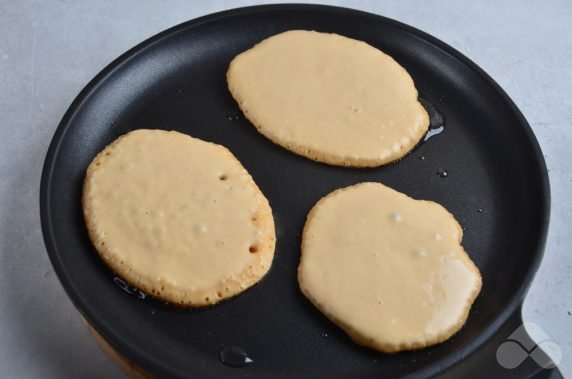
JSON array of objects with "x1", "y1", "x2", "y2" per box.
[{"x1": 40, "y1": 4, "x2": 556, "y2": 378}]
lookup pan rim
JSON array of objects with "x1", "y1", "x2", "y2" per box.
[{"x1": 39, "y1": 4, "x2": 551, "y2": 378}]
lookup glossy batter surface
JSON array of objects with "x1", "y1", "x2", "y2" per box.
[
  {"x1": 227, "y1": 30, "x2": 429, "y2": 167},
  {"x1": 298, "y1": 182, "x2": 481, "y2": 352}
]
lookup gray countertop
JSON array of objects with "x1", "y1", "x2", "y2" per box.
[{"x1": 0, "y1": 1, "x2": 570, "y2": 377}]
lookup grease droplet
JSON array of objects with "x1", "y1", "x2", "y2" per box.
[
  {"x1": 220, "y1": 346, "x2": 253, "y2": 368},
  {"x1": 113, "y1": 277, "x2": 146, "y2": 299},
  {"x1": 321, "y1": 332, "x2": 329, "y2": 338},
  {"x1": 423, "y1": 125, "x2": 445, "y2": 141},
  {"x1": 477, "y1": 208, "x2": 484, "y2": 213},
  {"x1": 419, "y1": 97, "x2": 445, "y2": 128},
  {"x1": 437, "y1": 169, "x2": 448, "y2": 178},
  {"x1": 226, "y1": 113, "x2": 240, "y2": 121}
]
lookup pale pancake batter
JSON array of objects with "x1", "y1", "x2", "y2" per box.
[
  {"x1": 298, "y1": 182, "x2": 481, "y2": 352},
  {"x1": 227, "y1": 30, "x2": 429, "y2": 167},
  {"x1": 83, "y1": 129, "x2": 276, "y2": 307}
]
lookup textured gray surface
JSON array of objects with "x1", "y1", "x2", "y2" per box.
[{"x1": 0, "y1": 1, "x2": 570, "y2": 378}]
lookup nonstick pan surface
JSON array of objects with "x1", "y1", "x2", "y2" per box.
[{"x1": 40, "y1": 4, "x2": 551, "y2": 378}]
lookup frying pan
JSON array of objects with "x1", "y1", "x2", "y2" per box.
[{"x1": 40, "y1": 4, "x2": 557, "y2": 378}]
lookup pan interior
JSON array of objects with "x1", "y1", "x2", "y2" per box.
[{"x1": 41, "y1": 5, "x2": 548, "y2": 379}]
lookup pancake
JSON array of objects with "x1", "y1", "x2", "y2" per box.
[
  {"x1": 298, "y1": 182, "x2": 482, "y2": 352},
  {"x1": 227, "y1": 30, "x2": 429, "y2": 167},
  {"x1": 83, "y1": 129, "x2": 276, "y2": 307}
]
